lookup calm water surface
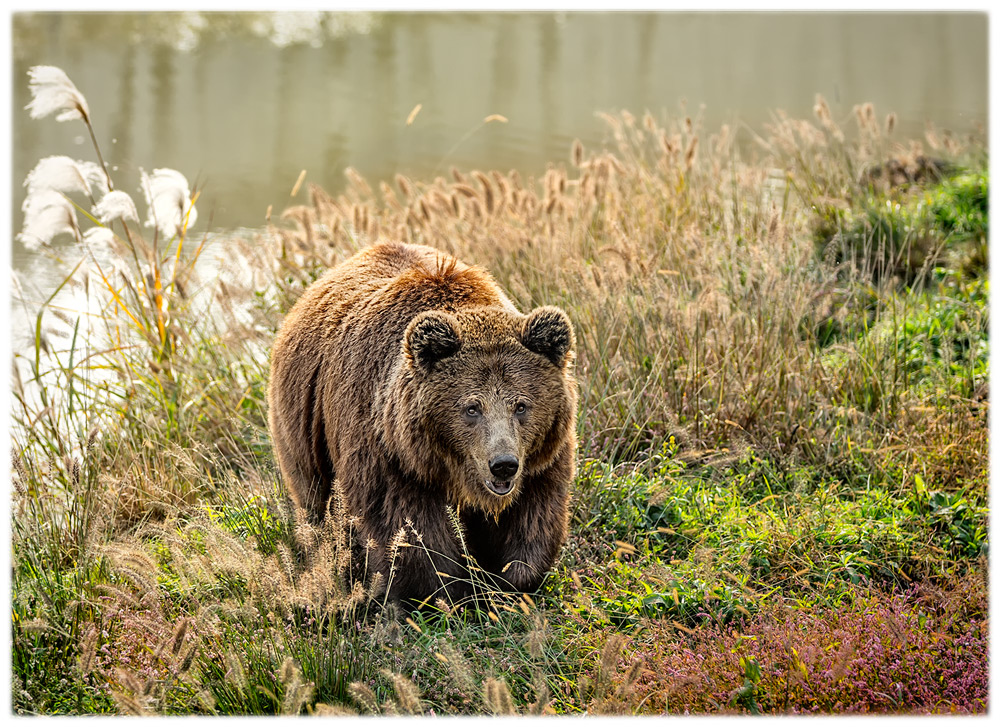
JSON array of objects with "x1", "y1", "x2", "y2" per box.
[{"x1": 9, "y1": 11, "x2": 989, "y2": 335}]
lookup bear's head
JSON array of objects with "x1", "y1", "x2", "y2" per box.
[{"x1": 388, "y1": 305, "x2": 576, "y2": 514}]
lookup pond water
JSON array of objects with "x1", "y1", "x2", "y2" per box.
[{"x1": 8, "y1": 11, "x2": 989, "y2": 344}]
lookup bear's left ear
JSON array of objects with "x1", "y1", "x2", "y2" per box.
[
  {"x1": 521, "y1": 306, "x2": 574, "y2": 367},
  {"x1": 405, "y1": 310, "x2": 463, "y2": 372}
]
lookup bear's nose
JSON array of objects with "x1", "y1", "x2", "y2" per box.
[{"x1": 489, "y1": 454, "x2": 519, "y2": 480}]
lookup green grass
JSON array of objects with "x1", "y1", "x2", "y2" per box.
[
  {"x1": 561, "y1": 442, "x2": 986, "y2": 631},
  {"x1": 10, "y1": 91, "x2": 989, "y2": 714}
]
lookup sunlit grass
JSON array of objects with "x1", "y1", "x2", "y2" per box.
[{"x1": 10, "y1": 65, "x2": 988, "y2": 715}]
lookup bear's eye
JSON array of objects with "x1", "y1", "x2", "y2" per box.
[
  {"x1": 515, "y1": 402, "x2": 528, "y2": 416},
  {"x1": 465, "y1": 404, "x2": 481, "y2": 418}
]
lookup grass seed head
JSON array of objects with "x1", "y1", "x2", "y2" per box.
[
  {"x1": 349, "y1": 681, "x2": 379, "y2": 714},
  {"x1": 483, "y1": 676, "x2": 515, "y2": 715}
]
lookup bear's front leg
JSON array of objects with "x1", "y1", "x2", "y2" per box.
[
  {"x1": 368, "y1": 484, "x2": 474, "y2": 608},
  {"x1": 468, "y1": 456, "x2": 572, "y2": 595}
]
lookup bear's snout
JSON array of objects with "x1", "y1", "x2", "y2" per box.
[{"x1": 489, "y1": 454, "x2": 520, "y2": 481}]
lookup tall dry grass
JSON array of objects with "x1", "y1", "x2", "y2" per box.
[
  {"x1": 11, "y1": 73, "x2": 986, "y2": 714},
  {"x1": 272, "y1": 101, "x2": 983, "y2": 472}
]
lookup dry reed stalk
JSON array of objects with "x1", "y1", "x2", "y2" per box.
[
  {"x1": 344, "y1": 167, "x2": 373, "y2": 199},
  {"x1": 684, "y1": 136, "x2": 699, "y2": 172},
  {"x1": 395, "y1": 174, "x2": 413, "y2": 200},
  {"x1": 475, "y1": 171, "x2": 498, "y2": 214},
  {"x1": 380, "y1": 181, "x2": 403, "y2": 212}
]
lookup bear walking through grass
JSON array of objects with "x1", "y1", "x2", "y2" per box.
[{"x1": 267, "y1": 241, "x2": 577, "y2": 605}]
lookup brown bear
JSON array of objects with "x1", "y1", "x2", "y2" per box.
[{"x1": 267, "y1": 241, "x2": 577, "y2": 605}]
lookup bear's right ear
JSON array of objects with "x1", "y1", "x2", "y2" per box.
[
  {"x1": 405, "y1": 311, "x2": 463, "y2": 372},
  {"x1": 521, "y1": 306, "x2": 574, "y2": 367}
]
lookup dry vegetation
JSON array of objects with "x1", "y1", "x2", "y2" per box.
[{"x1": 11, "y1": 90, "x2": 988, "y2": 714}]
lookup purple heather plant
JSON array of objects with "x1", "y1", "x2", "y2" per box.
[{"x1": 628, "y1": 580, "x2": 987, "y2": 714}]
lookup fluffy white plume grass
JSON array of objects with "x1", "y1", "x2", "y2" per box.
[
  {"x1": 25, "y1": 155, "x2": 108, "y2": 199},
  {"x1": 141, "y1": 167, "x2": 199, "y2": 239},
  {"x1": 18, "y1": 189, "x2": 81, "y2": 249},
  {"x1": 94, "y1": 190, "x2": 140, "y2": 225},
  {"x1": 82, "y1": 226, "x2": 120, "y2": 253},
  {"x1": 18, "y1": 66, "x2": 198, "y2": 250},
  {"x1": 25, "y1": 65, "x2": 91, "y2": 123}
]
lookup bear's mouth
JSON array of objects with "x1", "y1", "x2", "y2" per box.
[{"x1": 485, "y1": 478, "x2": 514, "y2": 496}]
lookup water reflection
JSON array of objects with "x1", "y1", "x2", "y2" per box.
[{"x1": 10, "y1": 12, "x2": 988, "y2": 280}]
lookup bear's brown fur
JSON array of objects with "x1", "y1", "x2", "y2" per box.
[{"x1": 267, "y1": 241, "x2": 577, "y2": 604}]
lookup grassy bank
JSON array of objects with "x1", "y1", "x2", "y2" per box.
[{"x1": 11, "y1": 95, "x2": 988, "y2": 714}]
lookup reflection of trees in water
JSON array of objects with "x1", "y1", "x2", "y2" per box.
[
  {"x1": 111, "y1": 41, "x2": 136, "y2": 179},
  {"x1": 10, "y1": 12, "x2": 989, "y2": 240},
  {"x1": 12, "y1": 12, "x2": 380, "y2": 56},
  {"x1": 152, "y1": 44, "x2": 176, "y2": 159},
  {"x1": 540, "y1": 14, "x2": 558, "y2": 163}
]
